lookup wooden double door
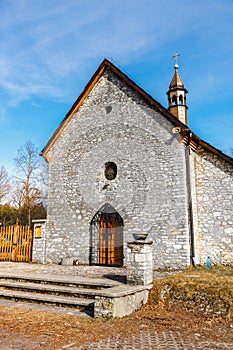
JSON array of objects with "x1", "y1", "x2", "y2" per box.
[{"x1": 91, "y1": 204, "x2": 123, "y2": 266}]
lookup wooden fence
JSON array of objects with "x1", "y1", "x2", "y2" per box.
[{"x1": 0, "y1": 220, "x2": 33, "y2": 262}]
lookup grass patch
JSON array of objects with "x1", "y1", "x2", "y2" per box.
[{"x1": 148, "y1": 266, "x2": 233, "y2": 319}]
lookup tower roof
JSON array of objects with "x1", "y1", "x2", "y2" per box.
[{"x1": 169, "y1": 64, "x2": 185, "y2": 89}]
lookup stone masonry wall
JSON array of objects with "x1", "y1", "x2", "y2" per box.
[
  {"x1": 192, "y1": 147, "x2": 233, "y2": 265},
  {"x1": 32, "y1": 221, "x2": 46, "y2": 263},
  {"x1": 42, "y1": 69, "x2": 190, "y2": 269},
  {"x1": 126, "y1": 240, "x2": 153, "y2": 285}
]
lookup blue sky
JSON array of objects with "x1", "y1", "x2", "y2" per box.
[{"x1": 0, "y1": 0, "x2": 232, "y2": 174}]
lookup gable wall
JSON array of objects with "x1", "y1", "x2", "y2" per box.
[
  {"x1": 192, "y1": 148, "x2": 233, "y2": 265},
  {"x1": 35, "y1": 70, "x2": 191, "y2": 269}
]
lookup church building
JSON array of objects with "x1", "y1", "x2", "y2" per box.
[{"x1": 33, "y1": 59, "x2": 233, "y2": 269}]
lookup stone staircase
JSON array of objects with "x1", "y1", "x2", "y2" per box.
[{"x1": 0, "y1": 271, "x2": 151, "y2": 318}]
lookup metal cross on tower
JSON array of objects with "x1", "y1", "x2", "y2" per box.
[{"x1": 172, "y1": 52, "x2": 180, "y2": 65}]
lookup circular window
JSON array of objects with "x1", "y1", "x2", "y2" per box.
[{"x1": 104, "y1": 162, "x2": 117, "y2": 180}]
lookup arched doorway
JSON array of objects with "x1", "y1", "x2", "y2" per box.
[{"x1": 90, "y1": 203, "x2": 123, "y2": 266}]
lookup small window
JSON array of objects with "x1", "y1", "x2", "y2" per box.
[
  {"x1": 104, "y1": 162, "x2": 117, "y2": 180},
  {"x1": 179, "y1": 95, "x2": 183, "y2": 105},
  {"x1": 35, "y1": 226, "x2": 42, "y2": 238}
]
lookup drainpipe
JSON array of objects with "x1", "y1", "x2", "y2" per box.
[{"x1": 184, "y1": 133, "x2": 195, "y2": 267}]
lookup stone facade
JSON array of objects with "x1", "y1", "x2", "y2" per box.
[
  {"x1": 191, "y1": 147, "x2": 233, "y2": 265},
  {"x1": 33, "y1": 60, "x2": 233, "y2": 269}
]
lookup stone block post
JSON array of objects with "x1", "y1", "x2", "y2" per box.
[{"x1": 126, "y1": 240, "x2": 153, "y2": 285}]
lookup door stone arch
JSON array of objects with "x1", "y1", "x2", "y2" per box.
[{"x1": 90, "y1": 203, "x2": 124, "y2": 266}]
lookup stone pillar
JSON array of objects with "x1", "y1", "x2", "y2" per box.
[{"x1": 126, "y1": 240, "x2": 153, "y2": 285}]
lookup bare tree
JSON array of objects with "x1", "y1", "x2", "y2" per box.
[
  {"x1": 0, "y1": 166, "x2": 10, "y2": 203},
  {"x1": 13, "y1": 141, "x2": 42, "y2": 226}
]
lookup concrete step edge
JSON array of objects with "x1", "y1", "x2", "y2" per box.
[
  {"x1": 0, "y1": 289, "x2": 95, "y2": 308},
  {"x1": 0, "y1": 273, "x2": 120, "y2": 288},
  {"x1": 0, "y1": 280, "x2": 99, "y2": 298}
]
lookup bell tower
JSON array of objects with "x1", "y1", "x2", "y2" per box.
[{"x1": 166, "y1": 53, "x2": 188, "y2": 125}]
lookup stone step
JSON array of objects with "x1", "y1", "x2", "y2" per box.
[
  {"x1": 0, "y1": 272, "x2": 119, "y2": 289},
  {"x1": 0, "y1": 280, "x2": 98, "y2": 299},
  {"x1": 0, "y1": 271, "x2": 151, "y2": 318},
  {"x1": 0, "y1": 289, "x2": 95, "y2": 310}
]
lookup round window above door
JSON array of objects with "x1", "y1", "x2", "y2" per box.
[{"x1": 104, "y1": 162, "x2": 117, "y2": 180}]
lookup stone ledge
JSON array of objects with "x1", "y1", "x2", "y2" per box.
[
  {"x1": 94, "y1": 285, "x2": 152, "y2": 318},
  {"x1": 127, "y1": 240, "x2": 153, "y2": 246},
  {"x1": 93, "y1": 283, "x2": 152, "y2": 298}
]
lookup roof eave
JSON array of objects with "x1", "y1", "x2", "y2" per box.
[
  {"x1": 41, "y1": 58, "x2": 184, "y2": 158},
  {"x1": 40, "y1": 58, "x2": 233, "y2": 167}
]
